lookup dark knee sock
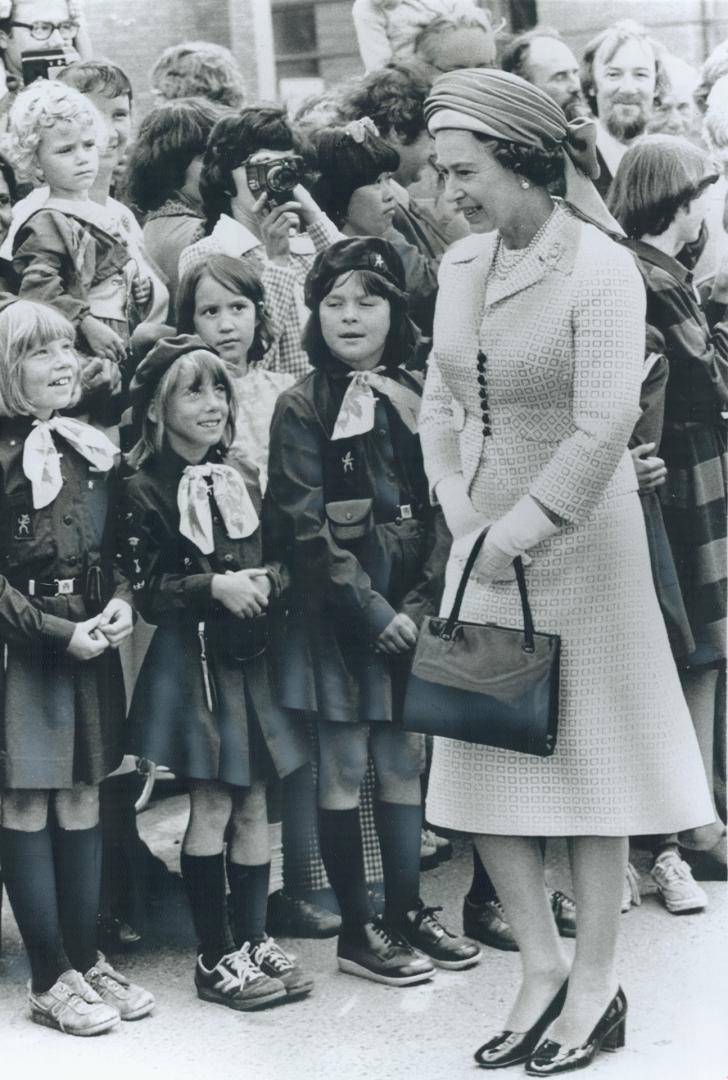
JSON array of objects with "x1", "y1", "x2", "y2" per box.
[
  {"x1": 281, "y1": 764, "x2": 321, "y2": 892},
  {"x1": 180, "y1": 850, "x2": 235, "y2": 969},
  {"x1": 0, "y1": 825, "x2": 70, "y2": 992},
  {"x1": 226, "y1": 859, "x2": 270, "y2": 945},
  {"x1": 54, "y1": 824, "x2": 102, "y2": 975},
  {"x1": 318, "y1": 807, "x2": 372, "y2": 929},
  {"x1": 373, "y1": 800, "x2": 422, "y2": 922},
  {"x1": 467, "y1": 846, "x2": 498, "y2": 905}
]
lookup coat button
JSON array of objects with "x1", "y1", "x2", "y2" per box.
[
  {"x1": 378, "y1": 428, "x2": 386, "y2": 436},
  {"x1": 67, "y1": 554, "x2": 78, "y2": 566},
  {"x1": 63, "y1": 514, "x2": 73, "y2": 525},
  {"x1": 223, "y1": 554, "x2": 234, "y2": 563}
]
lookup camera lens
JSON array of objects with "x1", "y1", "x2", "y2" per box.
[{"x1": 267, "y1": 161, "x2": 298, "y2": 194}]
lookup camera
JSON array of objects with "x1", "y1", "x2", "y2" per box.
[
  {"x1": 244, "y1": 155, "x2": 303, "y2": 206},
  {"x1": 21, "y1": 48, "x2": 71, "y2": 85}
]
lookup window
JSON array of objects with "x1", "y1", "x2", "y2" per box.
[{"x1": 272, "y1": 4, "x2": 319, "y2": 79}]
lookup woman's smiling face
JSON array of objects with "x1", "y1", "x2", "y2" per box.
[{"x1": 434, "y1": 128, "x2": 522, "y2": 233}]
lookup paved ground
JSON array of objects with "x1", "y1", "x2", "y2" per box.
[{"x1": 1, "y1": 793, "x2": 726, "y2": 1080}]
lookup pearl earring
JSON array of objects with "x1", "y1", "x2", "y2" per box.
[{"x1": 520, "y1": 178, "x2": 530, "y2": 190}]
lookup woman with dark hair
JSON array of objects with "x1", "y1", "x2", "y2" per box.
[
  {"x1": 266, "y1": 235, "x2": 480, "y2": 985},
  {"x1": 419, "y1": 69, "x2": 714, "y2": 1073},
  {"x1": 179, "y1": 105, "x2": 341, "y2": 380},
  {"x1": 311, "y1": 119, "x2": 438, "y2": 336},
  {"x1": 609, "y1": 135, "x2": 728, "y2": 886},
  {"x1": 123, "y1": 97, "x2": 230, "y2": 302}
]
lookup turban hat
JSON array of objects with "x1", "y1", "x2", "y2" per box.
[{"x1": 425, "y1": 68, "x2": 623, "y2": 237}]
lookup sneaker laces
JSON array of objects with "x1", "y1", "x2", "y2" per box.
[
  {"x1": 225, "y1": 944, "x2": 265, "y2": 985},
  {"x1": 412, "y1": 904, "x2": 449, "y2": 938},
  {"x1": 251, "y1": 937, "x2": 292, "y2": 975},
  {"x1": 88, "y1": 957, "x2": 130, "y2": 990},
  {"x1": 654, "y1": 853, "x2": 691, "y2": 886},
  {"x1": 370, "y1": 919, "x2": 409, "y2": 956}
]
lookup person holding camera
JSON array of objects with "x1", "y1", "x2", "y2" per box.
[{"x1": 178, "y1": 105, "x2": 342, "y2": 380}]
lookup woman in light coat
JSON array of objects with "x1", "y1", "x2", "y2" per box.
[{"x1": 419, "y1": 69, "x2": 714, "y2": 1075}]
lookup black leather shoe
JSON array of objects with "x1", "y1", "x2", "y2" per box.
[
  {"x1": 550, "y1": 891, "x2": 576, "y2": 939},
  {"x1": 266, "y1": 891, "x2": 341, "y2": 939},
  {"x1": 526, "y1": 988, "x2": 627, "y2": 1075},
  {"x1": 337, "y1": 918, "x2": 434, "y2": 986},
  {"x1": 463, "y1": 897, "x2": 518, "y2": 951},
  {"x1": 475, "y1": 981, "x2": 568, "y2": 1069},
  {"x1": 395, "y1": 901, "x2": 481, "y2": 969}
]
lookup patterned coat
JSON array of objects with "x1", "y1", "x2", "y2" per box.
[
  {"x1": 420, "y1": 203, "x2": 714, "y2": 836},
  {"x1": 626, "y1": 239, "x2": 727, "y2": 664}
]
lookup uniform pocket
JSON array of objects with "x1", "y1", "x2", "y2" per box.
[{"x1": 325, "y1": 498, "x2": 374, "y2": 542}]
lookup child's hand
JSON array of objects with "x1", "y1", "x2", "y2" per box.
[
  {"x1": 95, "y1": 598, "x2": 134, "y2": 648},
  {"x1": 374, "y1": 613, "x2": 418, "y2": 655},
  {"x1": 631, "y1": 443, "x2": 667, "y2": 493},
  {"x1": 211, "y1": 569, "x2": 270, "y2": 619},
  {"x1": 67, "y1": 616, "x2": 110, "y2": 660},
  {"x1": 257, "y1": 194, "x2": 298, "y2": 264},
  {"x1": 80, "y1": 315, "x2": 126, "y2": 363},
  {"x1": 80, "y1": 355, "x2": 123, "y2": 397},
  {"x1": 132, "y1": 274, "x2": 152, "y2": 307}
]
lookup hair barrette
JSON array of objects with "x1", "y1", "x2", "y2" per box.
[{"x1": 344, "y1": 117, "x2": 379, "y2": 143}]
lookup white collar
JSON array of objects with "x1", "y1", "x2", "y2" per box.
[{"x1": 209, "y1": 213, "x2": 315, "y2": 258}]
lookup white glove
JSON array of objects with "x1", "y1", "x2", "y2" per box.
[
  {"x1": 451, "y1": 495, "x2": 559, "y2": 585},
  {"x1": 486, "y1": 495, "x2": 560, "y2": 557},
  {"x1": 434, "y1": 472, "x2": 486, "y2": 539}
]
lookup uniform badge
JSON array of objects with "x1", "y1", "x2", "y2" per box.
[
  {"x1": 342, "y1": 451, "x2": 354, "y2": 474},
  {"x1": 14, "y1": 512, "x2": 33, "y2": 540}
]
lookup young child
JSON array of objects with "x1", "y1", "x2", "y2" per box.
[
  {"x1": 266, "y1": 236, "x2": 480, "y2": 984},
  {"x1": 0, "y1": 296, "x2": 154, "y2": 1035},
  {"x1": 176, "y1": 252, "x2": 344, "y2": 938},
  {"x1": 176, "y1": 253, "x2": 293, "y2": 488},
  {"x1": 6, "y1": 78, "x2": 152, "y2": 367},
  {"x1": 122, "y1": 334, "x2": 312, "y2": 1011}
]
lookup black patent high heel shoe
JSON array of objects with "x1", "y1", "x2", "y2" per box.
[
  {"x1": 525, "y1": 987, "x2": 627, "y2": 1075},
  {"x1": 474, "y1": 981, "x2": 568, "y2": 1069}
]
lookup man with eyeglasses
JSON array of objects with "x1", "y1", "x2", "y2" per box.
[{"x1": 0, "y1": 0, "x2": 91, "y2": 90}]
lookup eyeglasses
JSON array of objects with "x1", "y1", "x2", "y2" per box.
[{"x1": 11, "y1": 20, "x2": 79, "y2": 41}]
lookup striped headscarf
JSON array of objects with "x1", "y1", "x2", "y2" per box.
[{"x1": 425, "y1": 68, "x2": 623, "y2": 237}]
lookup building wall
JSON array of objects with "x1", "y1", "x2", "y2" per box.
[
  {"x1": 82, "y1": 0, "x2": 728, "y2": 124},
  {"x1": 538, "y1": 0, "x2": 728, "y2": 69},
  {"x1": 83, "y1": 0, "x2": 269, "y2": 119}
]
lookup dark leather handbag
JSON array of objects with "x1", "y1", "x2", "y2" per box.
[{"x1": 402, "y1": 527, "x2": 560, "y2": 757}]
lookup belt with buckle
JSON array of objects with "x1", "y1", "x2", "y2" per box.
[
  {"x1": 394, "y1": 503, "x2": 415, "y2": 525},
  {"x1": 27, "y1": 577, "x2": 81, "y2": 597}
]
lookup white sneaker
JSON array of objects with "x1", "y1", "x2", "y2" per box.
[
  {"x1": 651, "y1": 850, "x2": 708, "y2": 914},
  {"x1": 29, "y1": 969, "x2": 120, "y2": 1036},
  {"x1": 84, "y1": 953, "x2": 155, "y2": 1020}
]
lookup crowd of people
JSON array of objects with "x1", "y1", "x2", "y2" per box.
[{"x1": 0, "y1": 0, "x2": 724, "y2": 1073}]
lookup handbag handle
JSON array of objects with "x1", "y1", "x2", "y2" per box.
[{"x1": 442, "y1": 527, "x2": 536, "y2": 652}]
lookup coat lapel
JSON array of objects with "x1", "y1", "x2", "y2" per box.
[{"x1": 485, "y1": 206, "x2": 580, "y2": 307}]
